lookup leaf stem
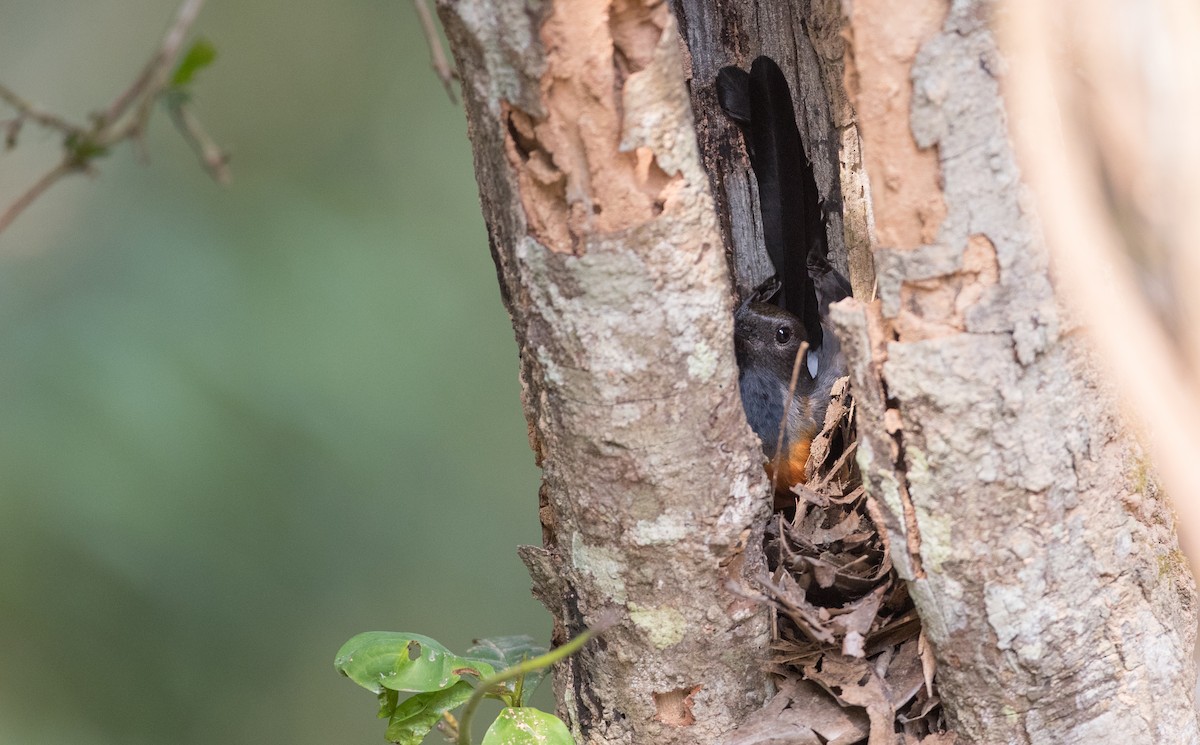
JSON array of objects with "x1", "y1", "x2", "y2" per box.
[{"x1": 455, "y1": 629, "x2": 594, "y2": 745}]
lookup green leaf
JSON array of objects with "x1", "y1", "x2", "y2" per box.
[
  {"x1": 171, "y1": 38, "x2": 217, "y2": 87},
  {"x1": 334, "y1": 632, "x2": 495, "y2": 694},
  {"x1": 385, "y1": 681, "x2": 473, "y2": 745},
  {"x1": 465, "y1": 636, "x2": 546, "y2": 669},
  {"x1": 465, "y1": 635, "x2": 548, "y2": 705},
  {"x1": 481, "y1": 707, "x2": 575, "y2": 745}
]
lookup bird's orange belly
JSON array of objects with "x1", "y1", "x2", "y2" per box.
[{"x1": 765, "y1": 438, "x2": 811, "y2": 498}]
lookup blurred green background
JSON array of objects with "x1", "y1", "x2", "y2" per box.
[{"x1": 0, "y1": 1, "x2": 547, "y2": 743}]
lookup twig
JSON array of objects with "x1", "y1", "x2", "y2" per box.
[
  {"x1": 773, "y1": 341, "x2": 809, "y2": 496},
  {"x1": 102, "y1": 0, "x2": 207, "y2": 129},
  {"x1": 412, "y1": 0, "x2": 458, "y2": 104},
  {"x1": 0, "y1": 83, "x2": 80, "y2": 135},
  {"x1": 0, "y1": 0, "x2": 223, "y2": 235},
  {"x1": 168, "y1": 101, "x2": 230, "y2": 184},
  {"x1": 0, "y1": 158, "x2": 78, "y2": 234},
  {"x1": 5, "y1": 117, "x2": 22, "y2": 150}
]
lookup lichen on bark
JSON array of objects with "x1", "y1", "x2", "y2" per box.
[{"x1": 438, "y1": 0, "x2": 774, "y2": 741}]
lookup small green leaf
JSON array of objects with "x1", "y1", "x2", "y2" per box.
[
  {"x1": 335, "y1": 632, "x2": 495, "y2": 694},
  {"x1": 465, "y1": 635, "x2": 548, "y2": 705},
  {"x1": 385, "y1": 681, "x2": 474, "y2": 745},
  {"x1": 172, "y1": 38, "x2": 217, "y2": 87},
  {"x1": 481, "y1": 707, "x2": 574, "y2": 745},
  {"x1": 466, "y1": 636, "x2": 546, "y2": 669}
]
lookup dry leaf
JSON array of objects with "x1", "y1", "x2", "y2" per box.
[{"x1": 740, "y1": 376, "x2": 949, "y2": 742}]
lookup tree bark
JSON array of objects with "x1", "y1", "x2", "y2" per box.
[
  {"x1": 436, "y1": 0, "x2": 771, "y2": 742},
  {"x1": 833, "y1": 1, "x2": 1199, "y2": 743},
  {"x1": 438, "y1": 0, "x2": 1200, "y2": 741},
  {"x1": 676, "y1": 0, "x2": 1199, "y2": 738},
  {"x1": 1003, "y1": 0, "x2": 1200, "y2": 578}
]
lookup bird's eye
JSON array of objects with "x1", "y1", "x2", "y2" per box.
[{"x1": 775, "y1": 326, "x2": 792, "y2": 345}]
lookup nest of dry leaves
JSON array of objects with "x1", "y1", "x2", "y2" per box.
[{"x1": 730, "y1": 378, "x2": 955, "y2": 745}]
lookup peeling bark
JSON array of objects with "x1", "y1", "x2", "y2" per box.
[
  {"x1": 833, "y1": 1, "x2": 1199, "y2": 743},
  {"x1": 842, "y1": 0, "x2": 947, "y2": 250},
  {"x1": 437, "y1": 0, "x2": 771, "y2": 741}
]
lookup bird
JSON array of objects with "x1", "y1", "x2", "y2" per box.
[{"x1": 716, "y1": 55, "x2": 852, "y2": 500}]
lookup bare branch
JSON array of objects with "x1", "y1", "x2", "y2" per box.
[
  {"x1": 167, "y1": 101, "x2": 230, "y2": 185},
  {"x1": 4, "y1": 117, "x2": 22, "y2": 150},
  {"x1": 0, "y1": 0, "x2": 225, "y2": 236},
  {"x1": 0, "y1": 158, "x2": 78, "y2": 234},
  {"x1": 412, "y1": 0, "x2": 458, "y2": 104},
  {"x1": 102, "y1": 0, "x2": 207, "y2": 128},
  {"x1": 0, "y1": 83, "x2": 81, "y2": 136}
]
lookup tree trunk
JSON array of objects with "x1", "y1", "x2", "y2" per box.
[
  {"x1": 436, "y1": 0, "x2": 772, "y2": 742},
  {"x1": 438, "y1": 0, "x2": 1200, "y2": 740},
  {"x1": 833, "y1": 1, "x2": 1199, "y2": 742}
]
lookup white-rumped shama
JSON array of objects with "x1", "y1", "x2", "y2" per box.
[{"x1": 717, "y1": 56, "x2": 852, "y2": 499}]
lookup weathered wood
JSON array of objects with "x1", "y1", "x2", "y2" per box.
[
  {"x1": 436, "y1": 0, "x2": 771, "y2": 741},
  {"x1": 673, "y1": 0, "x2": 875, "y2": 300}
]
